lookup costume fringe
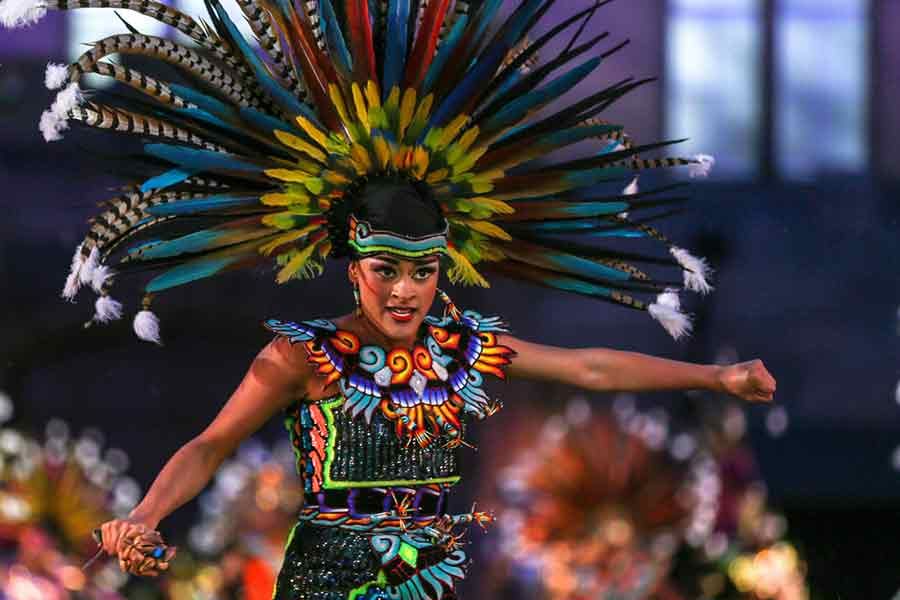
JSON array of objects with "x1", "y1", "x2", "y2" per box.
[
  {"x1": 0, "y1": 0, "x2": 46, "y2": 27},
  {"x1": 671, "y1": 246, "x2": 713, "y2": 295},
  {"x1": 689, "y1": 154, "x2": 715, "y2": 178},
  {"x1": 39, "y1": 82, "x2": 84, "y2": 142},
  {"x1": 134, "y1": 309, "x2": 161, "y2": 344},
  {"x1": 648, "y1": 290, "x2": 692, "y2": 340},
  {"x1": 94, "y1": 295, "x2": 123, "y2": 323},
  {"x1": 45, "y1": 61, "x2": 69, "y2": 90}
]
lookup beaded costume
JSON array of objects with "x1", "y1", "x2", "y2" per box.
[
  {"x1": 267, "y1": 309, "x2": 509, "y2": 598},
  {"x1": 2, "y1": 0, "x2": 719, "y2": 595}
]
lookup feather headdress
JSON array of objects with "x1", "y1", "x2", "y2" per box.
[{"x1": 2, "y1": 0, "x2": 714, "y2": 341}]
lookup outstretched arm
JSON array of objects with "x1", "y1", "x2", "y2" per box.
[
  {"x1": 99, "y1": 336, "x2": 308, "y2": 563},
  {"x1": 500, "y1": 335, "x2": 775, "y2": 403}
]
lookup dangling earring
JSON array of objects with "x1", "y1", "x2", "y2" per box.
[
  {"x1": 353, "y1": 281, "x2": 362, "y2": 317},
  {"x1": 436, "y1": 288, "x2": 462, "y2": 322}
]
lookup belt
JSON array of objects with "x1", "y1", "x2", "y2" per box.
[{"x1": 303, "y1": 486, "x2": 449, "y2": 518}]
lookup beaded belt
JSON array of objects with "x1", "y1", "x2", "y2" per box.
[{"x1": 303, "y1": 486, "x2": 449, "y2": 519}]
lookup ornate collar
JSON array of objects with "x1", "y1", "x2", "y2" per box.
[{"x1": 265, "y1": 310, "x2": 514, "y2": 449}]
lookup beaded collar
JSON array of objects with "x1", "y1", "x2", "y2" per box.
[{"x1": 265, "y1": 310, "x2": 514, "y2": 449}]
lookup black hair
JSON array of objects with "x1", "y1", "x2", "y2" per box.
[{"x1": 327, "y1": 175, "x2": 447, "y2": 258}]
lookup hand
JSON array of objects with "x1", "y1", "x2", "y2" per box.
[
  {"x1": 98, "y1": 519, "x2": 176, "y2": 576},
  {"x1": 718, "y1": 360, "x2": 776, "y2": 403}
]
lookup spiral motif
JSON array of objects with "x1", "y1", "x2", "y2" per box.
[
  {"x1": 358, "y1": 345, "x2": 387, "y2": 373},
  {"x1": 388, "y1": 348, "x2": 413, "y2": 383},
  {"x1": 413, "y1": 345, "x2": 433, "y2": 372},
  {"x1": 370, "y1": 534, "x2": 401, "y2": 562},
  {"x1": 333, "y1": 330, "x2": 361, "y2": 353}
]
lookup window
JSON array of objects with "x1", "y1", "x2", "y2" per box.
[
  {"x1": 776, "y1": 0, "x2": 869, "y2": 178},
  {"x1": 666, "y1": 0, "x2": 764, "y2": 177}
]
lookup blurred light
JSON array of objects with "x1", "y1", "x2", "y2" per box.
[
  {"x1": 724, "y1": 404, "x2": 748, "y2": 441},
  {"x1": 73, "y1": 436, "x2": 100, "y2": 469},
  {"x1": 0, "y1": 390, "x2": 13, "y2": 424},
  {"x1": 765, "y1": 406, "x2": 790, "y2": 437},
  {"x1": 890, "y1": 445, "x2": 900, "y2": 472},
  {"x1": 67, "y1": 7, "x2": 168, "y2": 63},
  {"x1": 564, "y1": 396, "x2": 591, "y2": 426},
  {"x1": 113, "y1": 476, "x2": 141, "y2": 509},
  {"x1": 45, "y1": 418, "x2": 70, "y2": 442},
  {"x1": 58, "y1": 565, "x2": 87, "y2": 591},
  {"x1": 612, "y1": 393, "x2": 636, "y2": 422},
  {"x1": 667, "y1": 0, "x2": 763, "y2": 177},
  {"x1": 704, "y1": 531, "x2": 729, "y2": 559},
  {"x1": 894, "y1": 379, "x2": 900, "y2": 405},
  {"x1": 670, "y1": 433, "x2": 697, "y2": 461},
  {"x1": 0, "y1": 428, "x2": 24, "y2": 454},
  {"x1": 776, "y1": 0, "x2": 869, "y2": 178},
  {"x1": 539, "y1": 416, "x2": 568, "y2": 445},
  {"x1": 104, "y1": 447, "x2": 130, "y2": 474}
]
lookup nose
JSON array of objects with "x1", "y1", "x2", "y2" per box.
[{"x1": 391, "y1": 275, "x2": 416, "y2": 302}]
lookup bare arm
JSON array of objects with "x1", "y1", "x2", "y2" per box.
[
  {"x1": 500, "y1": 335, "x2": 776, "y2": 402},
  {"x1": 100, "y1": 336, "x2": 308, "y2": 557}
]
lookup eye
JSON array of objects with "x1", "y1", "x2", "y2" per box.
[
  {"x1": 413, "y1": 266, "x2": 437, "y2": 280},
  {"x1": 374, "y1": 265, "x2": 397, "y2": 279}
]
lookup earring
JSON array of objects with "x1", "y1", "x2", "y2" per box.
[
  {"x1": 436, "y1": 288, "x2": 462, "y2": 322},
  {"x1": 353, "y1": 281, "x2": 362, "y2": 317}
]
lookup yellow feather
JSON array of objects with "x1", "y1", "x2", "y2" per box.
[
  {"x1": 446, "y1": 126, "x2": 480, "y2": 165},
  {"x1": 412, "y1": 146, "x2": 429, "y2": 179},
  {"x1": 274, "y1": 130, "x2": 327, "y2": 162},
  {"x1": 259, "y1": 224, "x2": 320, "y2": 256},
  {"x1": 261, "y1": 191, "x2": 309, "y2": 206},
  {"x1": 398, "y1": 88, "x2": 417, "y2": 139},
  {"x1": 407, "y1": 93, "x2": 434, "y2": 141},
  {"x1": 447, "y1": 246, "x2": 489, "y2": 287},
  {"x1": 426, "y1": 168, "x2": 449, "y2": 184},
  {"x1": 276, "y1": 238, "x2": 324, "y2": 283},
  {"x1": 294, "y1": 116, "x2": 329, "y2": 149},
  {"x1": 373, "y1": 136, "x2": 392, "y2": 170},
  {"x1": 323, "y1": 171, "x2": 351, "y2": 186},
  {"x1": 435, "y1": 114, "x2": 469, "y2": 150},
  {"x1": 328, "y1": 83, "x2": 352, "y2": 130},
  {"x1": 365, "y1": 80, "x2": 381, "y2": 111},
  {"x1": 451, "y1": 218, "x2": 512, "y2": 241},
  {"x1": 265, "y1": 168, "x2": 313, "y2": 183},
  {"x1": 350, "y1": 144, "x2": 373, "y2": 174},
  {"x1": 351, "y1": 83, "x2": 369, "y2": 131},
  {"x1": 392, "y1": 145, "x2": 411, "y2": 170},
  {"x1": 451, "y1": 144, "x2": 489, "y2": 175}
]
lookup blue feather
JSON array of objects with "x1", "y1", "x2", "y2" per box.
[
  {"x1": 145, "y1": 255, "x2": 243, "y2": 293},
  {"x1": 237, "y1": 107, "x2": 307, "y2": 136},
  {"x1": 382, "y1": 0, "x2": 410, "y2": 95},
  {"x1": 513, "y1": 248, "x2": 631, "y2": 281},
  {"x1": 140, "y1": 168, "x2": 197, "y2": 193},
  {"x1": 146, "y1": 195, "x2": 261, "y2": 216},
  {"x1": 563, "y1": 167, "x2": 631, "y2": 188},
  {"x1": 207, "y1": 0, "x2": 311, "y2": 117},
  {"x1": 144, "y1": 144, "x2": 264, "y2": 173},
  {"x1": 429, "y1": 0, "x2": 545, "y2": 128},
  {"x1": 421, "y1": 14, "x2": 468, "y2": 95},
  {"x1": 481, "y1": 57, "x2": 600, "y2": 135},
  {"x1": 319, "y1": 0, "x2": 353, "y2": 75}
]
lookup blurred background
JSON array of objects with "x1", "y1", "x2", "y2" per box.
[{"x1": 0, "y1": 0, "x2": 898, "y2": 598}]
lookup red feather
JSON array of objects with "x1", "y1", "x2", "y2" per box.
[
  {"x1": 345, "y1": 0, "x2": 378, "y2": 84},
  {"x1": 403, "y1": 0, "x2": 451, "y2": 91}
]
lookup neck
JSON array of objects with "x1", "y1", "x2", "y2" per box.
[{"x1": 351, "y1": 311, "x2": 417, "y2": 349}]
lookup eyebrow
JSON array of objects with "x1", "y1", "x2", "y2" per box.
[{"x1": 370, "y1": 254, "x2": 439, "y2": 266}]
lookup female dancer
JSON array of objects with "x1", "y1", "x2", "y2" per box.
[{"x1": 0, "y1": 0, "x2": 774, "y2": 596}]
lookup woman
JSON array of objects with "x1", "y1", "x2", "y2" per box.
[
  {"x1": 2, "y1": 0, "x2": 774, "y2": 596},
  {"x1": 97, "y1": 184, "x2": 774, "y2": 599}
]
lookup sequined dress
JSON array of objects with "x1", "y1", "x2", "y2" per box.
[{"x1": 264, "y1": 310, "x2": 513, "y2": 600}]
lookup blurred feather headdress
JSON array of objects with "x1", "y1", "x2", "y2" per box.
[{"x1": 1, "y1": 0, "x2": 715, "y2": 342}]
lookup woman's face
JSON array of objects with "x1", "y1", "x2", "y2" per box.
[{"x1": 351, "y1": 254, "x2": 440, "y2": 342}]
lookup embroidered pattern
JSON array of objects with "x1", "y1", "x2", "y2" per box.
[{"x1": 266, "y1": 311, "x2": 513, "y2": 449}]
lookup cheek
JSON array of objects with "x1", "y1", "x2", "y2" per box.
[{"x1": 358, "y1": 271, "x2": 391, "y2": 307}]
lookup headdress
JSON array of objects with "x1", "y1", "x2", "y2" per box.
[{"x1": 1, "y1": 0, "x2": 715, "y2": 343}]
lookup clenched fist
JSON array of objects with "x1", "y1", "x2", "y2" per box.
[
  {"x1": 718, "y1": 359, "x2": 776, "y2": 403},
  {"x1": 97, "y1": 519, "x2": 177, "y2": 576}
]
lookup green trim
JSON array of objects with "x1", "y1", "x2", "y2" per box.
[
  {"x1": 272, "y1": 522, "x2": 302, "y2": 599},
  {"x1": 349, "y1": 240, "x2": 448, "y2": 258},
  {"x1": 321, "y1": 398, "x2": 462, "y2": 489},
  {"x1": 398, "y1": 541, "x2": 419, "y2": 567}
]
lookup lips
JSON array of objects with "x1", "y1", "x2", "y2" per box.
[{"x1": 386, "y1": 307, "x2": 416, "y2": 322}]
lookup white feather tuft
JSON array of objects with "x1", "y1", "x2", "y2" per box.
[
  {"x1": 134, "y1": 310, "x2": 162, "y2": 345},
  {"x1": 648, "y1": 290, "x2": 693, "y2": 340},
  {"x1": 90, "y1": 264, "x2": 115, "y2": 293},
  {"x1": 94, "y1": 295, "x2": 123, "y2": 323},
  {"x1": 671, "y1": 246, "x2": 714, "y2": 294},
  {"x1": 39, "y1": 82, "x2": 84, "y2": 142},
  {"x1": 689, "y1": 154, "x2": 716, "y2": 178},
  {"x1": 79, "y1": 246, "x2": 100, "y2": 284},
  {"x1": 45, "y1": 62, "x2": 70, "y2": 90},
  {"x1": 623, "y1": 176, "x2": 639, "y2": 196},
  {"x1": 39, "y1": 109, "x2": 66, "y2": 141},
  {"x1": 0, "y1": 0, "x2": 47, "y2": 28},
  {"x1": 61, "y1": 244, "x2": 85, "y2": 300},
  {"x1": 62, "y1": 272, "x2": 80, "y2": 301}
]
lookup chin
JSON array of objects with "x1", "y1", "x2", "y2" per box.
[{"x1": 378, "y1": 313, "x2": 423, "y2": 338}]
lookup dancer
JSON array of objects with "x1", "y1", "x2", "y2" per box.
[{"x1": 0, "y1": 0, "x2": 775, "y2": 597}]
